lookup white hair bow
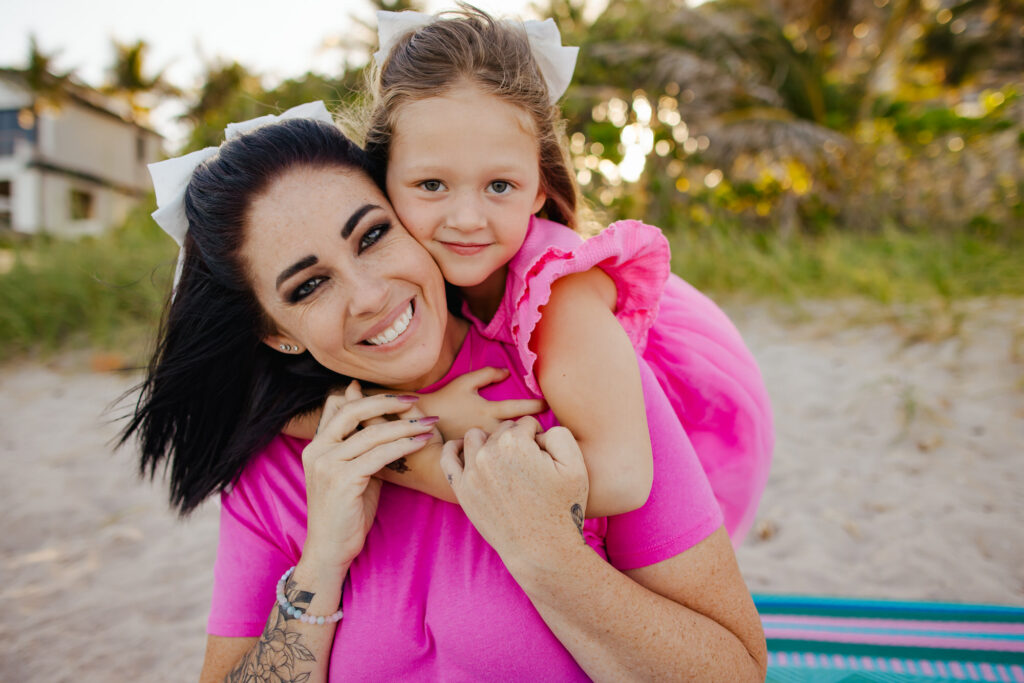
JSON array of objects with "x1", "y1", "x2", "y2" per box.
[
  {"x1": 373, "y1": 10, "x2": 579, "y2": 105},
  {"x1": 148, "y1": 100, "x2": 334, "y2": 289}
]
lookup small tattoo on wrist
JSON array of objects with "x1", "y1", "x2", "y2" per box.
[
  {"x1": 386, "y1": 457, "x2": 410, "y2": 473},
  {"x1": 570, "y1": 503, "x2": 584, "y2": 538}
]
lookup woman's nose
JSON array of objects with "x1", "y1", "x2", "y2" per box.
[{"x1": 345, "y1": 272, "x2": 390, "y2": 318}]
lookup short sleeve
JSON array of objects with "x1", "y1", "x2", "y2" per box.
[
  {"x1": 207, "y1": 437, "x2": 308, "y2": 637},
  {"x1": 508, "y1": 219, "x2": 672, "y2": 394},
  {"x1": 603, "y1": 358, "x2": 723, "y2": 571}
]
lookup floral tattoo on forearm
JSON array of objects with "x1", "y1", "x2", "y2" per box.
[{"x1": 226, "y1": 576, "x2": 319, "y2": 682}]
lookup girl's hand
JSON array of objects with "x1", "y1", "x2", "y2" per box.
[
  {"x1": 439, "y1": 417, "x2": 590, "y2": 567},
  {"x1": 417, "y1": 367, "x2": 546, "y2": 440},
  {"x1": 301, "y1": 381, "x2": 437, "y2": 573}
]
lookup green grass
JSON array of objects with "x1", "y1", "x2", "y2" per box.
[
  {"x1": 0, "y1": 204, "x2": 176, "y2": 361},
  {"x1": 1, "y1": 208, "x2": 1022, "y2": 361},
  {"x1": 668, "y1": 224, "x2": 1024, "y2": 303}
]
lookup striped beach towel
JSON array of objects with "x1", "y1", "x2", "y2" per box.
[{"x1": 754, "y1": 594, "x2": 1024, "y2": 682}]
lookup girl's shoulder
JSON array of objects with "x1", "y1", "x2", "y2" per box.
[
  {"x1": 510, "y1": 217, "x2": 671, "y2": 281},
  {"x1": 499, "y1": 217, "x2": 673, "y2": 393}
]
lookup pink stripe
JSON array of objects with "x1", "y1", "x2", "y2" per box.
[
  {"x1": 892, "y1": 658, "x2": 905, "y2": 673},
  {"x1": 1012, "y1": 664, "x2": 1024, "y2": 683},
  {"x1": 922, "y1": 661, "x2": 935, "y2": 675},
  {"x1": 761, "y1": 614, "x2": 1024, "y2": 635},
  {"x1": 764, "y1": 627, "x2": 1024, "y2": 651},
  {"x1": 951, "y1": 661, "x2": 967, "y2": 679}
]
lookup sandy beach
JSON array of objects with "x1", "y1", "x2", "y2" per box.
[{"x1": 2, "y1": 298, "x2": 1022, "y2": 681}]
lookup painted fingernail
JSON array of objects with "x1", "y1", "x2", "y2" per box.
[
  {"x1": 392, "y1": 395, "x2": 419, "y2": 402},
  {"x1": 410, "y1": 432, "x2": 434, "y2": 442},
  {"x1": 410, "y1": 416, "x2": 439, "y2": 426}
]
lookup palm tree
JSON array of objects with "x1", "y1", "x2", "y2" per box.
[
  {"x1": 103, "y1": 39, "x2": 179, "y2": 121},
  {"x1": 22, "y1": 35, "x2": 74, "y2": 108}
]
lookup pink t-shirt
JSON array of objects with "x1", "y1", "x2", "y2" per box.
[{"x1": 208, "y1": 326, "x2": 722, "y2": 680}]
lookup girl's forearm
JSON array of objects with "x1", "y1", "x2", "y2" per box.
[{"x1": 373, "y1": 442, "x2": 458, "y2": 504}]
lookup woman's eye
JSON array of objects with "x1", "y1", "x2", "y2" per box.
[
  {"x1": 291, "y1": 276, "x2": 326, "y2": 302},
  {"x1": 359, "y1": 222, "x2": 391, "y2": 252},
  {"x1": 489, "y1": 180, "x2": 512, "y2": 194},
  {"x1": 419, "y1": 180, "x2": 445, "y2": 192}
]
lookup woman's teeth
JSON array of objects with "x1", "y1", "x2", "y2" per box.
[{"x1": 366, "y1": 303, "x2": 414, "y2": 346}]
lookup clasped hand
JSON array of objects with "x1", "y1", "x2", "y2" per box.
[{"x1": 441, "y1": 417, "x2": 591, "y2": 566}]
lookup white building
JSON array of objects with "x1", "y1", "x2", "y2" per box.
[{"x1": 0, "y1": 69, "x2": 163, "y2": 236}]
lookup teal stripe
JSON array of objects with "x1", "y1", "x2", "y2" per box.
[
  {"x1": 765, "y1": 638, "x2": 1024, "y2": 664},
  {"x1": 760, "y1": 621, "x2": 1024, "y2": 641},
  {"x1": 754, "y1": 595, "x2": 1024, "y2": 624}
]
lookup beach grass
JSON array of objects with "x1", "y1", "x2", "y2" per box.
[
  {"x1": 1, "y1": 209, "x2": 1022, "y2": 361},
  {"x1": 667, "y1": 224, "x2": 1024, "y2": 304},
  {"x1": 0, "y1": 203, "x2": 175, "y2": 361}
]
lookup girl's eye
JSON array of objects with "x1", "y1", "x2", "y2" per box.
[
  {"x1": 291, "y1": 276, "x2": 326, "y2": 303},
  {"x1": 359, "y1": 222, "x2": 391, "y2": 252},
  {"x1": 419, "y1": 180, "x2": 445, "y2": 192},
  {"x1": 489, "y1": 180, "x2": 512, "y2": 194}
]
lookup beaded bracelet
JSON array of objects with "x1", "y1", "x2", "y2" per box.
[{"x1": 276, "y1": 566, "x2": 344, "y2": 626}]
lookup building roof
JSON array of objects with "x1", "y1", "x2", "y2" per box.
[{"x1": 0, "y1": 68, "x2": 163, "y2": 139}]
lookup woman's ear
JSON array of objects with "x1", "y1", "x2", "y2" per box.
[{"x1": 263, "y1": 333, "x2": 305, "y2": 355}]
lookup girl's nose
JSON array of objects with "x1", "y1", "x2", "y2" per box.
[{"x1": 447, "y1": 191, "x2": 486, "y2": 232}]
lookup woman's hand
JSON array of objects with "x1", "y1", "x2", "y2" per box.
[
  {"x1": 439, "y1": 417, "x2": 589, "y2": 567},
  {"x1": 417, "y1": 367, "x2": 546, "y2": 440},
  {"x1": 301, "y1": 381, "x2": 437, "y2": 573}
]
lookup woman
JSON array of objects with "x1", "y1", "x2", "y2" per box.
[{"x1": 126, "y1": 113, "x2": 766, "y2": 681}]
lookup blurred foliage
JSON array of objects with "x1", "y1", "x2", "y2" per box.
[
  {"x1": 553, "y1": 0, "x2": 1023, "y2": 236},
  {"x1": 0, "y1": 200, "x2": 176, "y2": 359}
]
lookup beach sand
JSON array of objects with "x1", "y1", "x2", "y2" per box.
[{"x1": 1, "y1": 298, "x2": 1022, "y2": 681}]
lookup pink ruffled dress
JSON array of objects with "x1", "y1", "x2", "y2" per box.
[{"x1": 463, "y1": 216, "x2": 774, "y2": 545}]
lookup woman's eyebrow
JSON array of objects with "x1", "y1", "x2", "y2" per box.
[
  {"x1": 274, "y1": 204, "x2": 382, "y2": 291},
  {"x1": 276, "y1": 255, "x2": 318, "y2": 291},
  {"x1": 343, "y1": 204, "x2": 380, "y2": 238}
]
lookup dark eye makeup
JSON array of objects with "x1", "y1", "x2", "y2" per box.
[{"x1": 286, "y1": 221, "x2": 392, "y2": 303}]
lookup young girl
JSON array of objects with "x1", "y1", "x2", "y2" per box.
[{"x1": 365, "y1": 6, "x2": 774, "y2": 543}]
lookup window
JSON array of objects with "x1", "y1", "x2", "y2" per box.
[
  {"x1": 0, "y1": 180, "x2": 10, "y2": 198},
  {"x1": 0, "y1": 109, "x2": 36, "y2": 156},
  {"x1": 69, "y1": 189, "x2": 94, "y2": 220}
]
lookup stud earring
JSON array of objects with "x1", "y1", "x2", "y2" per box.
[{"x1": 279, "y1": 344, "x2": 301, "y2": 353}]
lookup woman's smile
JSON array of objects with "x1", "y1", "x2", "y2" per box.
[{"x1": 362, "y1": 299, "x2": 416, "y2": 347}]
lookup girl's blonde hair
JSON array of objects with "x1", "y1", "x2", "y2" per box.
[{"x1": 365, "y1": 4, "x2": 583, "y2": 232}]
